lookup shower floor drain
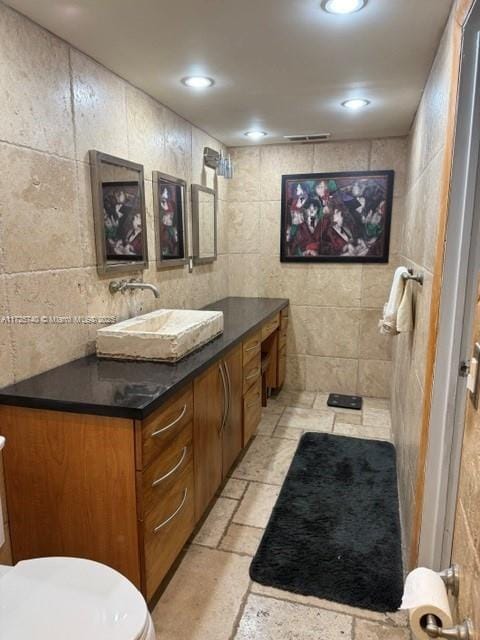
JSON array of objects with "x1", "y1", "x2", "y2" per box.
[{"x1": 327, "y1": 393, "x2": 362, "y2": 410}]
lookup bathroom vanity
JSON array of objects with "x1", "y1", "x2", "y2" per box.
[{"x1": 0, "y1": 297, "x2": 288, "y2": 602}]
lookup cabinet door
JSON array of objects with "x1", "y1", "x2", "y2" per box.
[
  {"x1": 193, "y1": 362, "x2": 225, "y2": 521},
  {"x1": 222, "y1": 344, "x2": 243, "y2": 478}
]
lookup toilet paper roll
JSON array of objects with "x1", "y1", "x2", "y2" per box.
[{"x1": 400, "y1": 567, "x2": 453, "y2": 640}]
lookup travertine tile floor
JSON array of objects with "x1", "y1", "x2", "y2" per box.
[{"x1": 152, "y1": 390, "x2": 411, "y2": 640}]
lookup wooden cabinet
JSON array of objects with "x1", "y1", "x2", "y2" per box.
[
  {"x1": 222, "y1": 344, "x2": 243, "y2": 478},
  {"x1": 0, "y1": 304, "x2": 289, "y2": 604},
  {"x1": 243, "y1": 377, "x2": 262, "y2": 444},
  {"x1": 0, "y1": 406, "x2": 141, "y2": 588},
  {"x1": 193, "y1": 363, "x2": 224, "y2": 521}
]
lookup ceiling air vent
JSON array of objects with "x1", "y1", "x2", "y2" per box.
[{"x1": 283, "y1": 133, "x2": 331, "y2": 143}]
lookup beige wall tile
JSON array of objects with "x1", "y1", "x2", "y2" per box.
[
  {"x1": 313, "y1": 140, "x2": 370, "y2": 173},
  {"x1": 126, "y1": 85, "x2": 166, "y2": 177},
  {"x1": 307, "y1": 265, "x2": 363, "y2": 308},
  {"x1": 71, "y1": 50, "x2": 128, "y2": 162},
  {"x1": 258, "y1": 201, "x2": 281, "y2": 256},
  {"x1": 0, "y1": 277, "x2": 14, "y2": 389},
  {"x1": 361, "y1": 264, "x2": 396, "y2": 308},
  {"x1": 284, "y1": 354, "x2": 306, "y2": 391},
  {"x1": 0, "y1": 143, "x2": 83, "y2": 273},
  {"x1": 260, "y1": 143, "x2": 313, "y2": 201},
  {"x1": 227, "y1": 202, "x2": 260, "y2": 254},
  {"x1": 357, "y1": 359, "x2": 392, "y2": 399},
  {"x1": 286, "y1": 305, "x2": 308, "y2": 355},
  {"x1": 370, "y1": 138, "x2": 408, "y2": 197},
  {"x1": 0, "y1": 4, "x2": 74, "y2": 158},
  {"x1": 305, "y1": 306, "x2": 361, "y2": 358},
  {"x1": 164, "y1": 109, "x2": 192, "y2": 182},
  {"x1": 5, "y1": 270, "x2": 90, "y2": 380},
  {"x1": 359, "y1": 308, "x2": 392, "y2": 361},
  {"x1": 305, "y1": 355, "x2": 358, "y2": 394},
  {"x1": 228, "y1": 147, "x2": 261, "y2": 203},
  {"x1": 228, "y1": 254, "x2": 261, "y2": 297}
]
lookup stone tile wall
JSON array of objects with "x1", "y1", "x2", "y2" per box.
[
  {"x1": 0, "y1": 2, "x2": 229, "y2": 562},
  {"x1": 391, "y1": 14, "x2": 456, "y2": 559},
  {"x1": 226, "y1": 138, "x2": 408, "y2": 398}
]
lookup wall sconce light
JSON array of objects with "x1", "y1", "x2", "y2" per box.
[{"x1": 203, "y1": 147, "x2": 234, "y2": 179}]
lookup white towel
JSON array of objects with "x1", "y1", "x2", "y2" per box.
[
  {"x1": 379, "y1": 266, "x2": 410, "y2": 335},
  {"x1": 397, "y1": 279, "x2": 414, "y2": 333}
]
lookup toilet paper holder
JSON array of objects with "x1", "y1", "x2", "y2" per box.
[
  {"x1": 439, "y1": 564, "x2": 460, "y2": 598},
  {"x1": 423, "y1": 565, "x2": 473, "y2": 639},
  {"x1": 423, "y1": 614, "x2": 473, "y2": 640}
]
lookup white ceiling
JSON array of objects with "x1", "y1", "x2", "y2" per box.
[{"x1": 6, "y1": 0, "x2": 453, "y2": 146}]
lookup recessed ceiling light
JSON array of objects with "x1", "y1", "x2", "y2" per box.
[
  {"x1": 244, "y1": 130, "x2": 268, "y2": 140},
  {"x1": 181, "y1": 76, "x2": 215, "y2": 88},
  {"x1": 321, "y1": 0, "x2": 367, "y2": 14},
  {"x1": 342, "y1": 98, "x2": 371, "y2": 110}
]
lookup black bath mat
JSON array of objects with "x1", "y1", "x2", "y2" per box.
[{"x1": 250, "y1": 433, "x2": 403, "y2": 612}]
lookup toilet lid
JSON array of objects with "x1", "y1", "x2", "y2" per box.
[{"x1": 0, "y1": 557, "x2": 149, "y2": 640}]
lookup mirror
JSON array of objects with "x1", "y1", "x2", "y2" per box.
[
  {"x1": 153, "y1": 171, "x2": 188, "y2": 269},
  {"x1": 191, "y1": 184, "x2": 217, "y2": 265},
  {"x1": 89, "y1": 150, "x2": 148, "y2": 275}
]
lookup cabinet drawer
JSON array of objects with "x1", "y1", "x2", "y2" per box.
[
  {"x1": 143, "y1": 463, "x2": 195, "y2": 600},
  {"x1": 243, "y1": 353, "x2": 261, "y2": 394},
  {"x1": 141, "y1": 385, "x2": 193, "y2": 468},
  {"x1": 278, "y1": 328, "x2": 287, "y2": 351},
  {"x1": 243, "y1": 377, "x2": 262, "y2": 444},
  {"x1": 243, "y1": 330, "x2": 261, "y2": 366},
  {"x1": 142, "y1": 423, "x2": 193, "y2": 517},
  {"x1": 261, "y1": 314, "x2": 280, "y2": 341}
]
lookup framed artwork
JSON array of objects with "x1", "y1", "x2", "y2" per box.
[
  {"x1": 102, "y1": 181, "x2": 144, "y2": 261},
  {"x1": 153, "y1": 171, "x2": 188, "y2": 268},
  {"x1": 280, "y1": 170, "x2": 394, "y2": 263},
  {"x1": 89, "y1": 150, "x2": 148, "y2": 275}
]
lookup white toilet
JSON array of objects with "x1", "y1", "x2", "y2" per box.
[{"x1": 0, "y1": 438, "x2": 156, "y2": 640}]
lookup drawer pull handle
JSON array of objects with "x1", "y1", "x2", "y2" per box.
[
  {"x1": 151, "y1": 447, "x2": 188, "y2": 487},
  {"x1": 245, "y1": 342, "x2": 259, "y2": 352},
  {"x1": 153, "y1": 488, "x2": 188, "y2": 533},
  {"x1": 245, "y1": 368, "x2": 260, "y2": 381},
  {"x1": 247, "y1": 395, "x2": 260, "y2": 408},
  {"x1": 151, "y1": 404, "x2": 187, "y2": 437}
]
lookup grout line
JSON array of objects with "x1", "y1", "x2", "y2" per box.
[{"x1": 228, "y1": 580, "x2": 253, "y2": 640}]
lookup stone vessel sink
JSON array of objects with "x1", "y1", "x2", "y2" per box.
[{"x1": 96, "y1": 308, "x2": 224, "y2": 363}]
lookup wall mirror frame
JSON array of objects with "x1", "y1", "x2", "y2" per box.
[
  {"x1": 153, "y1": 171, "x2": 188, "y2": 269},
  {"x1": 89, "y1": 150, "x2": 148, "y2": 275},
  {"x1": 191, "y1": 184, "x2": 217, "y2": 265}
]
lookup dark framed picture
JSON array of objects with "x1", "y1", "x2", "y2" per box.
[
  {"x1": 102, "y1": 181, "x2": 144, "y2": 261},
  {"x1": 153, "y1": 171, "x2": 188, "y2": 269},
  {"x1": 280, "y1": 170, "x2": 394, "y2": 263},
  {"x1": 89, "y1": 150, "x2": 148, "y2": 275}
]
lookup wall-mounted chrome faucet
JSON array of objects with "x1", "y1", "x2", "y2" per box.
[{"x1": 109, "y1": 279, "x2": 160, "y2": 299}]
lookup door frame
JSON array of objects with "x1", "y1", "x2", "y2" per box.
[{"x1": 419, "y1": 0, "x2": 480, "y2": 569}]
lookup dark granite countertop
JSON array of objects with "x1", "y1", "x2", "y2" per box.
[{"x1": 0, "y1": 297, "x2": 288, "y2": 420}]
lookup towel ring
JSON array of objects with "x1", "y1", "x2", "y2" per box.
[{"x1": 403, "y1": 268, "x2": 424, "y2": 285}]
